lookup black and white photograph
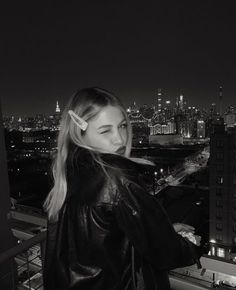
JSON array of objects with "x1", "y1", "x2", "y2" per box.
[{"x1": 1, "y1": 1, "x2": 236, "y2": 289}]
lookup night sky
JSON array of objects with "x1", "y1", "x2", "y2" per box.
[{"x1": 1, "y1": 1, "x2": 236, "y2": 116}]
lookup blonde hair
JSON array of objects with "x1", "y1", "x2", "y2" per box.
[{"x1": 44, "y1": 87, "x2": 134, "y2": 221}]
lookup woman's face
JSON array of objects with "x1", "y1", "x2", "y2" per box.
[{"x1": 82, "y1": 105, "x2": 128, "y2": 155}]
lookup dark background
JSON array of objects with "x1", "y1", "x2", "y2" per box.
[{"x1": 1, "y1": 0, "x2": 236, "y2": 116}]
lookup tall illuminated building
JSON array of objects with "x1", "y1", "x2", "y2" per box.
[
  {"x1": 127, "y1": 101, "x2": 138, "y2": 114},
  {"x1": 179, "y1": 94, "x2": 184, "y2": 111},
  {"x1": 157, "y1": 89, "x2": 162, "y2": 114},
  {"x1": 219, "y1": 86, "x2": 223, "y2": 116},
  {"x1": 52, "y1": 101, "x2": 61, "y2": 130},
  {"x1": 56, "y1": 101, "x2": 61, "y2": 114},
  {"x1": 225, "y1": 113, "x2": 236, "y2": 128},
  {"x1": 210, "y1": 103, "x2": 217, "y2": 117},
  {"x1": 209, "y1": 122, "x2": 236, "y2": 261},
  {"x1": 164, "y1": 100, "x2": 172, "y2": 120},
  {"x1": 197, "y1": 120, "x2": 205, "y2": 138}
]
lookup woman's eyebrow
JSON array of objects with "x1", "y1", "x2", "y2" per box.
[
  {"x1": 119, "y1": 119, "x2": 126, "y2": 125},
  {"x1": 97, "y1": 124, "x2": 112, "y2": 130}
]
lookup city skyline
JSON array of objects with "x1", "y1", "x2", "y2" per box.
[
  {"x1": 1, "y1": 1, "x2": 236, "y2": 115},
  {"x1": 2, "y1": 89, "x2": 234, "y2": 119},
  {"x1": 1, "y1": 86, "x2": 234, "y2": 117}
]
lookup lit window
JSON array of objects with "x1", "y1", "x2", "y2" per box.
[
  {"x1": 211, "y1": 246, "x2": 215, "y2": 255},
  {"x1": 216, "y1": 176, "x2": 224, "y2": 185},
  {"x1": 217, "y1": 247, "x2": 225, "y2": 258}
]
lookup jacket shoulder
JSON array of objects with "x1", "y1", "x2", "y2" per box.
[
  {"x1": 66, "y1": 149, "x2": 123, "y2": 205},
  {"x1": 66, "y1": 146, "x2": 153, "y2": 203}
]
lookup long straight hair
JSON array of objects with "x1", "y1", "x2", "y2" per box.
[{"x1": 44, "y1": 87, "x2": 133, "y2": 221}]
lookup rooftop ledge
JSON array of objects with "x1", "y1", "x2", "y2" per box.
[
  {"x1": 201, "y1": 254, "x2": 236, "y2": 277},
  {"x1": 170, "y1": 275, "x2": 211, "y2": 290}
]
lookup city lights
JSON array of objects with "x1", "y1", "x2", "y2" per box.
[{"x1": 2, "y1": 88, "x2": 236, "y2": 290}]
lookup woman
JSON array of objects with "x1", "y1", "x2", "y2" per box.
[{"x1": 43, "y1": 87, "x2": 201, "y2": 290}]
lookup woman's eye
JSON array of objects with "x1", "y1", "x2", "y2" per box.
[
  {"x1": 120, "y1": 123, "x2": 127, "y2": 129},
  {"x1": 100, "y1": 130, "x2": 110, "y2": 134}
]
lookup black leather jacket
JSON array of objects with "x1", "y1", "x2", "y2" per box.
[{"x1": 43, "y1": 147, "x2": 200, "y2": 290}]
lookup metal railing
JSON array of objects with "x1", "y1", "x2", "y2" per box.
[
  {"x1": 0, "y1": 231, "x2": 46, "y2": 290},
  {"x1": 2, "y1": 229, "x2": 236, "y2": 290}
]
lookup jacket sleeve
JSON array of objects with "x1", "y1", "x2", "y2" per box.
[{"x1": 113, "y1": 179, "x2": 200, "y2": 271}]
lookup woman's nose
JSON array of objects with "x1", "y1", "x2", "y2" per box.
[{"x1": 112, "y1": 131, "x2": 123, "y2": 145}]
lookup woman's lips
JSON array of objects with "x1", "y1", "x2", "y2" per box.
[{"x1": 116, "y1": 146, "x2": 126, "y2": 155}]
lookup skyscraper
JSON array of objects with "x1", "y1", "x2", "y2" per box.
[
  {"x1": 210, "y1": 103, "x2": 217, "y2": 117},
  {"x1": 52, "y1": 101, "x2": 61, "y2": 130},
  {"x1": 55, "y1": 101, "x2": 61, "y2": 114},
  {"x1": 179, "y1": 94, "x2": 184, "y2": 111},
  {"x1": 157, "y1": 89, "x2": 162, "y2": 114},
  {"x1": 219, "y1": 86, "x2": 223, "y2": 116},
  {"x1": 209, "y1": 122, "x2": 236, "y2": 261},
  {"x1": 197, "y1": 120, "x2": 206, "y2": 138}
]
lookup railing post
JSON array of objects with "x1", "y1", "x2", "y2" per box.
[{"x1": 0, "y1": 98, "x2": 17, "y2": 289}]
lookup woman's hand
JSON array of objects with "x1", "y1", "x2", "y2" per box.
[
  {"x1": 173, "y1": 223, "x2": 195, "y2": 234},
  {"x1": 173, "y1": 223, "x2": 201, "y2": 246},
  {"x1": 193, "y1": 235, "x2": 201, "y2": 246}
]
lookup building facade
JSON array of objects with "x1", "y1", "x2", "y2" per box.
[{"x1": 209, "y1": 123, "x2": 236, "y2": 261}]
